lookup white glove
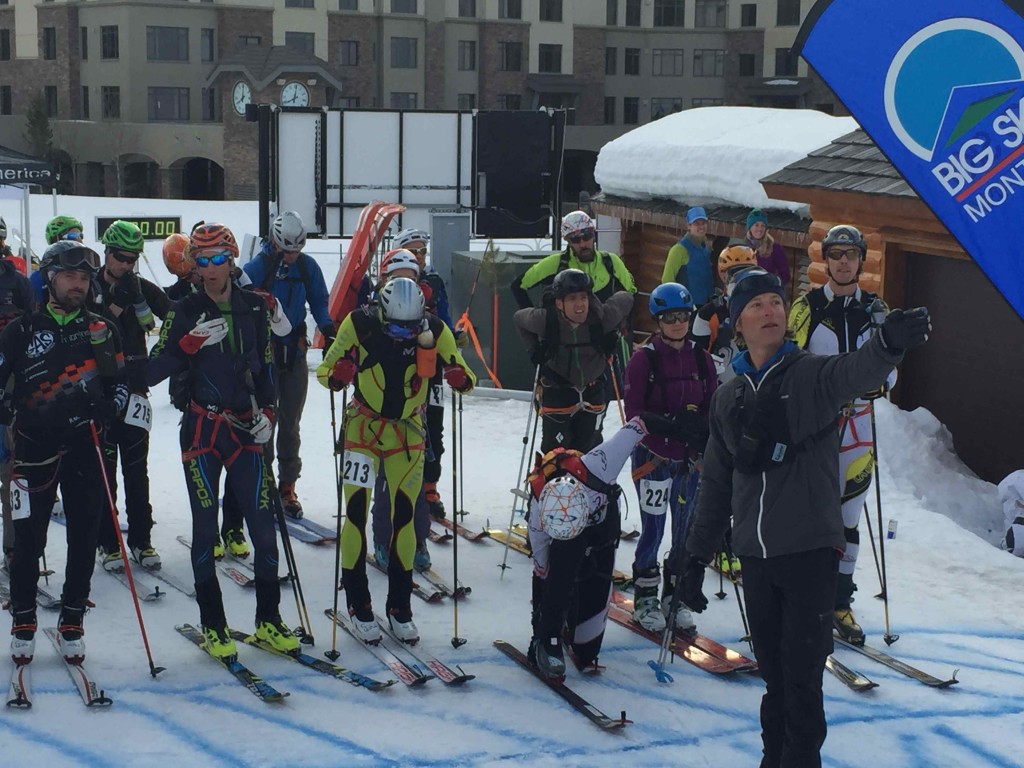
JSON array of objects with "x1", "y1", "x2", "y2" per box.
[
  {"x1": 180, "y1": 315, "x2": 229, "y2": 355},
  {"x1": 248, "y1": 409, "x2": 273, "y2": 445}
]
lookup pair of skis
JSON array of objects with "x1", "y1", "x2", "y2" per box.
[
  {"x1": 275, "y1": 515, "x2": 336, "y2": 545},
  {"x1": 365, "y1": 553, "x2": 470, "y2": 603},
  {"x1": 827, "y1": 635, "x2": 959, "y2": 691},
  {"x1": 6, "y1": 629, "x2": 113, "y2": 709}
]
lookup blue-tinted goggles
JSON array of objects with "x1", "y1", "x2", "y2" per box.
[
  {"x1": 63, "y1": 231, "x2": 83, "y2": 241},
  {"x1": 194, "y1": 252, "x2": 231, "y2": 268},
  {"x1": 384, "y1": 321, "x2": 418, "y2": 340}
]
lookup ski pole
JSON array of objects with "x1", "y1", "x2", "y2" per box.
[
  {"x1": 326, "y1": 387, "x2": 348, "y2": 662},
  {"x1": 498, "y1": 364, "x2": 541, "y2": 578},
  {"x1": 869, "y1": 403, "x2": 899, "y2": 645},
  {"x1": 607, "y1": 355, "x2": 627, "y2": 424},
  {"x1": 863, "y1": 500, "x2": 884, "y2": 599},
  {"x1": 89, "y1": 421, "x2": 165, "y2": 677},
  {"x1": 450, "y1": 390, "x2": 466, "y2": 648},
  {"x1": 723, "y1": 537, "x2": 752, "y2": 650},
  {"x1": 265, "y1": 452, "x2": 315, "y2": 645},
  {"x1": 457, "y1": 387, "x2": 466, "y2": 522}
]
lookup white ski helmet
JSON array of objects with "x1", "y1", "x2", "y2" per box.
[
  {"x1": 560, "y1": 210, "x2": 595, "y2": 240},
  {"x1": 393, "y1": 228, "x2": 429, "y2": 250},
  {"x1": 0, "y1": 217, "x2": 6, "y2": 239},
  {"x1": 378, "y1": 276, "x2": 425, "y2": 323},
  {"x1": 381, "y1": 248, "x2": 421, "y2": 277},
  {"x1": 270, "y1": 211, "x2": 307, "y2": 252},
  {"x1": 538, "y1": 475, "x2": 591, "y2": 540}
]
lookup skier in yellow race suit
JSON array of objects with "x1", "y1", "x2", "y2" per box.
[{"x1": 317, "y1": 277, "x2": 475, "y2": 644}]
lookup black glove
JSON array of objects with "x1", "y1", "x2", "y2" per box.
[
  {"x1": 318, "y1": 323, "x2": 336, "y2": 361},
  {"x1": 91, "y1": 397, "x2": 119, "y2": 427},
  {"x1": 641, "y1": 412, "x2": 677, "y2": 439},
  {"x1": 114, "y1": 271, "x2": 143, "y2": 306},
  {"x1": 529, "y1": 344, "x2": 548, "y2": 366},
  {"x1": 679, "y1": 553, "x2": 709, "y2": 613},
  {"x1": 880, "y1": 307, "x2": 931, "y2": 352},
  {"x1": 675, "y1": 409, "x2": 710, "y2": 448}
]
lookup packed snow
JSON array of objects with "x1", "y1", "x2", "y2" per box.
[
  {"x1": 594, "y1": 107, "x2": 859, "y2": 213},
  {"x1": 0, "y1": 193, "x2": 1021, "y2": 767}
]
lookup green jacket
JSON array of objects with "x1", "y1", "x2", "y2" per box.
[{"x1": 511, "y1": 249, "x2": 636, "y2": 308}]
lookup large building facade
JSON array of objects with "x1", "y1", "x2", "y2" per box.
[{"x1": 0, "y1": 0, "x2": 840, "y2": 201}]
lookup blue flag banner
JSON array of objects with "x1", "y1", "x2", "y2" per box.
[{"x1": 796, "y1": 0, "x2": 1024, "y2": 320}]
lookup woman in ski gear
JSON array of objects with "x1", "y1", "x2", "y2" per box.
[
  {"x1": 662, "y1": 207, "x2": 714, "y2": 306},
  {"x1": 745, "y1": 209, "x2": 792, "y2": 294}
]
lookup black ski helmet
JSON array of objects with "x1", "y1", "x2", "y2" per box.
[
  {"x1": 41, "y1": 240, "x2": 100, "y2": 287},
  {"x1": 551, "y1": 268, "x2": 593, "y2": 299},
  {"x1": 822, "y1": 224, "x2": 866, "y2": 284}
]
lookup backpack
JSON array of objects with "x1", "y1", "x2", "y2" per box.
[{"x1": 643, "y1": 340, "x2": 710, "y2": 409}]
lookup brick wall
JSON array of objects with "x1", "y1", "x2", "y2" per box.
[
  {"x1": 723, "y1": 29, "x2": 762, "y2": 105},
  {"x1": 423, "y1": 19, "x2": 445, "y2": 109},
  {"x1": 478, "y1": 22, "x2": 528, "y2": 110},
  {"x1": 572, "y1": 27, "x2": 604, "y2": 125},
  {"x1": 217, "y1": 7, "x2": 272, "y2": 56},
  {"x1": 327, "y1": 12, "x2": 378, "y2": 107}
]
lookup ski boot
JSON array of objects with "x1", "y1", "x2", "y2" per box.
[
  {"x1": 374, "y1": 542, "x2": 389, "y2": 570},
  {"x1": 224, "y1": 528, "x2": 250, "y2": 558},
  {"x1": 662, "y1": 560, "x2": 697, "y2": 634},
  {"x1": 424, "y1": 482, "x2": 445, "y2": 519},
  {"x1": 716, "y1": 551, "x2": 742, "y2": 578},
  {"x1": 99, "y1": 547, "x2": 124, "y2": 574},
  {"x1": 131, "y1": 545, "x2": 162, "y2": 571},
  {"x1": 633, "y1": 567, "x2": 666, "y2": 633},
  {"x1": 213, "y1": 539, "x2": 225, "y2": 559},
  {"x1": 530, "y1": 636, "x2": 566, "y2": 680},
  {"x1": 10, "y1": 607, "x2": 36, "y2": 665},
  {"x1": 255, "y1": 615, "x2": 300, "y2": 654},
  {"x1": 349, "y1": 605, "x2": 382, "y2": 645},
  {"x1": 279, "y1": 482, "x2": 303, "y2": 519},
  {"x1": 413, "y1": 542, "x2": 431, "y2": 573},
  {"x1": 57, "y1": 605, "x2": 86, "y2": 664},
  {"x1": 201, "y1": 625, "x2": 238, "y2": 661},
  {"x1": 833, "y1": 608, "x2": 865, "y2": 646},
  {"x1": 387, "y1": 607, "x2": 419, "y2": 645}
]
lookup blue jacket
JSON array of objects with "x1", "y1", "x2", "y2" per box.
[{"x1": 243, "y1": 243, "x2": 332, "y2": 348}]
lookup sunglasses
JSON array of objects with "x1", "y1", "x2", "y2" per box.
[
  {"x1": 826, "y1": 247, "x2": 862, "y2": 261},
  {"x1": 567, "y1": 229, "x2": 595, "y2": 244},
  {"x1": 657, "y1": 311, "x2": 691, "y2": 325},
  {"x1": 407, "y1": 247, "x2": 428, "y2": 256},
  {"x1": 194, "y1": 252, "x2": 231, "y2": 268},
  {"x1": 63, "y1": 231, "x2": 83, "y2": 241},
  {"x1": 109, "y1": 249, "x2": 140, "y2": 264}
]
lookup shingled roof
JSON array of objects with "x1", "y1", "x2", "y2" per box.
[
  {"x1": 205, "y1": 46, "x2": 344, "y2": 92},
  {"x1": 760, "y1": 129, "x2": 915, "y2": 198}
]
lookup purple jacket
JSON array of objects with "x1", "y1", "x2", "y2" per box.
[
  {"x1": 749, "y1": 237, "x2": 791, "y2": 287},
  {"x1": 623, "y1": 336, "x2": 717, "y2": 460}
]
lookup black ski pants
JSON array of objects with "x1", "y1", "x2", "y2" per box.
[
  {"x1": 96, "y1": 417, "x2": 153, "y2": 552},
  {"x1": 424, "y1": 376, "x2": 444, "y2": 485},
  {"x1": 742, "y1": 547, "x2": 838, "y2": 768},
  {"x1": 9, "y1": 424, "x2": 103, "y2": 613}
]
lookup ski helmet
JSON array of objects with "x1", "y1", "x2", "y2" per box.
[
  {"x1": 393, "y1": 228, "x2": 429, "y2": 250},
  {"x1": 378, "y1": 276, "x2": 425, "y2": 323},
  {"x1": 270, "y1": 211, "x2": 307, "y2": 252},
  {"x1": 822, "y1": 225, "x2": 866, "y2": 257},
  {"x1": 381, "y1": 248, "x2": 421, "y2": 277},
  {"x1": 649, "y1": 282, "x2": 693, "y2": 318},
  {"x1": 101, "y1": 220, "x2": 144, "y2": 254},
  {"x1": 0, "y1": 217, "x2": 6, "y2": 240},
  {"x1": 41, "y1": 241, "x2": 99, "y2": 286},
  {"x1": 717, "y1": 245, "x2": 757, "y2": 280},
  {"x1": 551, "y1": 268, "x2": 593, "y2": 299},
  {"x1": 560, "y1": 210, "x2": 596, "y2": 240},
  {"x1": 45, "y1": 215, "x2": 84, "y2": 245},
  {"x1": 538, "y1": 475, "x2": 591, "y2": 540},
  {"x1": 189, "y1": 223, "x2": 239, "y2": 260},
  {"x1": 163, "y1": 233, "x2": 194, "y2": 278}
]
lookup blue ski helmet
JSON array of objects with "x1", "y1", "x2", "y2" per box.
[{"x1": 649, "y1": 282, "x2": 693, "y2": 318}]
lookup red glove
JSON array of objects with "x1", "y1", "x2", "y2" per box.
[
  {"x1": 419, "y1": 281, "x2": 433, "y2": 304},
  {"x1": 444, "y1": 366, "x2": 469, "y2": 392},
  {"x1": 328, "y1": 358, "x2": 357, "y2": 391},
  {"x1": 252, "y1": 288, "x2": 277, "y2": 312}
]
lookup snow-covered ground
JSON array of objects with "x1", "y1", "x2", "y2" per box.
[{"x1": 0, "y1": 193, "x2": 1022, "y2": 766}]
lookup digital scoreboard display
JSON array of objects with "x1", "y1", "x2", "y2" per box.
[{"x1": 95, "y1": 216, "x2": 182, "y2": 241}]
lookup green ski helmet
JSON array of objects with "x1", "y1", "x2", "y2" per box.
[
  {"x1": 45, "y1": 215, "x2": 84, "y2": 245},
  {"x1": 101, "y1": 220, "x2": 144, "y2": 253}
]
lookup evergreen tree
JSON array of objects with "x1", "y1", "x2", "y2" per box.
[{"x1": 23, "y1": 91, "x2": 53, "y2": 160}]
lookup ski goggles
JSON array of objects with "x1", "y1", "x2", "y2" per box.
[
  {"x1": 825, "y1": 247, "x2": 862, "y2": 261},
  {"x1": 53, "y1": 247, "x2": 100, "y2": 272},
  {"x1": 656, "y1": 310, "x2": 691, "y2": 325},
  {"x1": 62, "y1": 231, "x2": 84, "y2": 241},
  {"x1": 109, "y1": 249, "x2": 140, "y2": 264},
  {"x1": 406, "y1": 246, "x2": 428, "y2": 256},
  {"x1": 730, "y1": 267, "x2": 782, "y2": 292},
  {"x1": 566, "y1": 229, "x2": 596, "y2": 244},
  {"x1": 194, "y1": 251, "x2": 232, "y2": 268},
  {"x1": 383, "y1": 320, "x2": 419, "y2": 340}
]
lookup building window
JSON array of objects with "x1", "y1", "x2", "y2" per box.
[
  {"x1": 654, "y1": 0, "x2": 685, "y2": 27},
  {"x1": 625, "y1": 0, "x2": 641, "y2": 26},
  {"x1": 339, "y1": 0, "x2": 358, "y2": 8},
  {"x1": 651, "y1": 97, "x2": 682, "y2": 120},
  {"x1": 457, "y1": 93, "x2": 475, "y2": 110},
  {"x1": 695, "y1": 0, "x2": 726, "y2": 28},
  {"x1": 147, "y1": 26, "x2": 189, "y2": 62},
  {"x1": 391, "y1": 37, "x2": 417, "y2": 68},
  {"x1": 391, "y1": 0, "x2": 415, "y2": 12},
  {"x1": 202, "y1": 87, "x2": 217, "y2": 121},
  {"x1": 498, "y1": 0, "x2": 521, "y2": 19},
  {"x1": 738, "y1": 53, "x2": 756, "y2": 77},
  {"x1": 101, "y1": 26, "x2": 119, "y2": 59},
  {"x1": 652, "y1": 49, "x2": 683, "y2": 76},
  {"x1": 458, "y1": 40, "x2": 476, "y2": 71},
  {"x1": 42, "y1": 27, "x2": 56, "y2": 60},
  {"x1": 390, "y1": 91, "x2": 417, "y2": 109},
  {"x1": 101, "y1": 86, "x2": 120, "y2": 118},
  {"x1": 0, "y1": 29, "x2": 10, "y2": 61},
  {"x1": 44, "y1": 86, "x2": 58, "y2": 117},
  {"x1": 740, "y1": 3, "x2": 757, "y2": 26},
  {"x1": 239, "y1": 35, "x2": 261, "y2": 48},
  {"x1": 606, "y1": 0, "x2": 617, "y2": 25},
  {"x1": 80, "y1": 27, "x2": 88, "y2": 60},
  {"x1": 538, "y1": 43, "x2": 561, "y2": 73},
  {"x1": 604, "y1": 96, "x2": 615, "y2": 124},
  {"x1": 497, "y1": 93, "x2": 521, "y2": 110},
  {"x1": 623, "y1": 96, "x2": 638, "y2": 124},
  {"x1": 148, "y1": 86, "x2": 189, "y2": 121},
  {"x1": 81, "y1": 86, "x2": 89, "y2": 118},
  {"x1": 775, "y1": 47, "x2": 798, "y2": 76},
  {"x1": 337, "y1": 40, "x2": 358, "y2": 66},
  {"x1": 201, "y1": 28, "x2": 214, "y2": 63},
  {"x1": 285, "y1": 32, "x2": 314, "y2": 56},
  {"x1": 0, "y1": 86, "x2": 11, "y2": 116},
  {"x1": 498, "y1": 41, "x2": 522, "y2": 71},
  {"x1": 693, "y1": 49, "x2": 724, "y2": 77},
  {"x1": 777, "y1": 0, "x2": 801, "y2": 26},
  {"x1": 285, "y1": 0, "x2": 314, "y2": 6},
  {"x1": 624, "y1": 47, "x2": 640, "y2": 75},
  {"x1": 692, "y1": 97, "x2": 723, "y2": 107},
  {"x1": 539, "y1": 0, "x2": 562, "y2": 22},
  {"x1": 605, "y1": 47, "x2": 616, "y2": 75},
  {"x1": 458, "y1": 0, "x2": 476, "y2": 17},
  {"x1": 338, "y1": 96, "x2": 360, "y2": 108}
]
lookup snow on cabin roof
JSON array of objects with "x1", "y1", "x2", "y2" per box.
[{"x1": 594, "y1": 106, "x2": 859, "y2": 214}]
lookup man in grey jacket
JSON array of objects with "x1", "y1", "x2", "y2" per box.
[
  {"x1": 679, "y1": 267, "x2": 931, "y2": 768},
  {"x1": 514, "y1": 269, "x2": 633, "y2": 453}
]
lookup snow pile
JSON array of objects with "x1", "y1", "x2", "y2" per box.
[{"x1": 594, "y1": 106, "x2": 858, "y2": 213}]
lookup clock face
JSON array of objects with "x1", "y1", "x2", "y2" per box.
[
  {"x1": 232, "y1": 81, "x2": 252, "y2": 115},
  {"x1": 281, "y1": 82, "x2": 310, "y2": 107}
]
